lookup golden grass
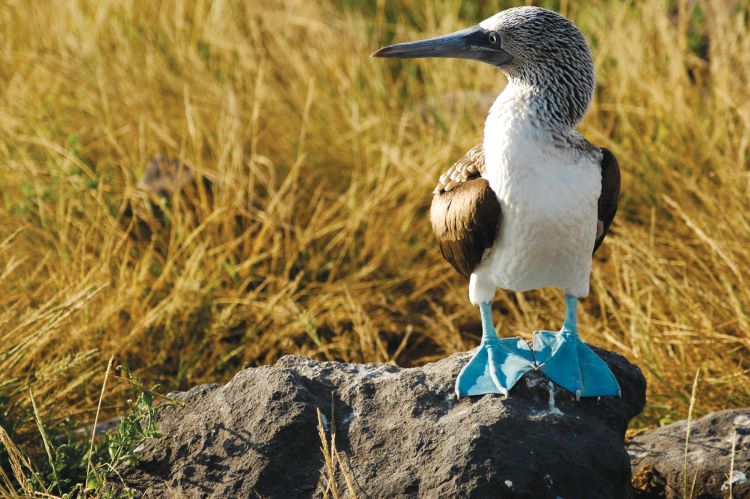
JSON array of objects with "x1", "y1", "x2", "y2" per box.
[
  {"x1": 0, "y1": 0, "x2": 748, "y2": 447},
  {"x1": 317, "y1": 406, "x2": 357, "y2": 498}
]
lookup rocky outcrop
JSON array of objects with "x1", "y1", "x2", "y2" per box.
[
  {"x1": 120, "y1": 349, "x2": 646, "y2": 498},
  {"x1": 629, "y1": 408, "x2": 750, "y2": 498}
]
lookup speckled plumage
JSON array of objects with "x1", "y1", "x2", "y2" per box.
[
  {"x1": 434, "y1": 144, "x2": 485, "y2": 193},
  {"x1": 479, "y1": 7, "x2": 596, "y2": 133}
]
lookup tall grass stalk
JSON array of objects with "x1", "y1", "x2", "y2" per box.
[
  {"x1": 683, "y1": 367, "x2": 700, "y2": 498},
  {"x1": 30, "y1": 391, "x2": 59, "y2": 496},
  {"x1": 85, "y1": 355, "x2": 114, "y2": 495},
  {"x1": 729, "y1": 429, "x2": 737, "y2": 498}
]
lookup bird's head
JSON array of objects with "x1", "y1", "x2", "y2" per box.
[{"x1": 373, "y1": 7, "x2": 595, "y2": 126}]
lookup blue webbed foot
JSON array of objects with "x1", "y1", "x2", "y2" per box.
[
  {"x1": 533, "y1": 330, "x2": 620, "y2": 398},
  {"x1": 533, "y1": 295, "x2": 621, "y2": 399},
  {"x1": 455, "y1": 302, "x2": 534, "y2": 398},
  {"x1": 456, "y1": 337, "x2": 534, "y2": 397}
]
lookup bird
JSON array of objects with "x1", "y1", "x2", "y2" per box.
[{"x1": 373, "y1": 7, "x2": 621, "y2": 399}]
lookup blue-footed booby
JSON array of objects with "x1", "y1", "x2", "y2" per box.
[{"x1": 374, "y1": 7, "x2": 621, "y2": 399}]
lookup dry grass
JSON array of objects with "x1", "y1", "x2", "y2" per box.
[{"x1": 0, "y1": 0, "x2": 748, "y2": 454}]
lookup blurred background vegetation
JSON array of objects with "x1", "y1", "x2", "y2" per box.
[{"x1": 0, "y1": 0, "x2": 749, "y2": 493}]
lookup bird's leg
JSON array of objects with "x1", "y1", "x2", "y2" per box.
[
  {"x1": 455, "y1": 302, "x2": 534, "y2": 398},
  {"x1": 561, "y1": 293, "x2": 578, "y2": 336},
  {"x1": 533, "y1": 294, "x2": 620, "y2": 399}
]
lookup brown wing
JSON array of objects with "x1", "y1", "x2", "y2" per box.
[
  {"x1": 593, "y1": 148, "x2": 621, "y2": 253},
  {"x1": 430, "y1": 144, "x2": 501, "y2": 279}
]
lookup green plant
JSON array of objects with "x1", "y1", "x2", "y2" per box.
[{"x1": 0, "y1": 388, "x2": 164, "y2": 498}]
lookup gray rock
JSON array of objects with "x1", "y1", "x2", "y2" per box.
[
  {"x1": 120, "y1": 348, "x2": 645, "y2": 498},
  {"x1": 629, "y1": 408, "x2": 750, "y2": 498}
]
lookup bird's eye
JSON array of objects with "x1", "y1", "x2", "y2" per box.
[{"x1": 488, "y1": 32, "x2": 499, "y2": 44}]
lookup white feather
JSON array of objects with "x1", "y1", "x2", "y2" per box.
[{"x1": 469, "y1": 83, "x2": 601, "y2": 305}]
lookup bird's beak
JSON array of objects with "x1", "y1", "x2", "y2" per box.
[{"x1": 372, "y1": 25, "x2": 513, "y2": 66}]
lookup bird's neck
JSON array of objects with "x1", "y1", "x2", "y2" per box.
[
  {"x1": 483, "y1": 78, "x2": 596, "y2": 170},
  {"x1": 491, "y1": 69, "x2": 593, "y2": 134}
]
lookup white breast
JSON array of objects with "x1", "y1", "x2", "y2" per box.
[{"x1": 468, "y1": 88, "x2": 601, "y2": 305}]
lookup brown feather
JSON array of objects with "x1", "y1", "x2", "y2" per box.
[
  {"x1": 594, "y1": 147, "x2": 621, "y2": 253},
  {"x1": 430, "y1": 145, "x2": 501, "y2": 279},
  {"x1": 434, "y1": 143, "x2": 485, "y2": 193}
]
